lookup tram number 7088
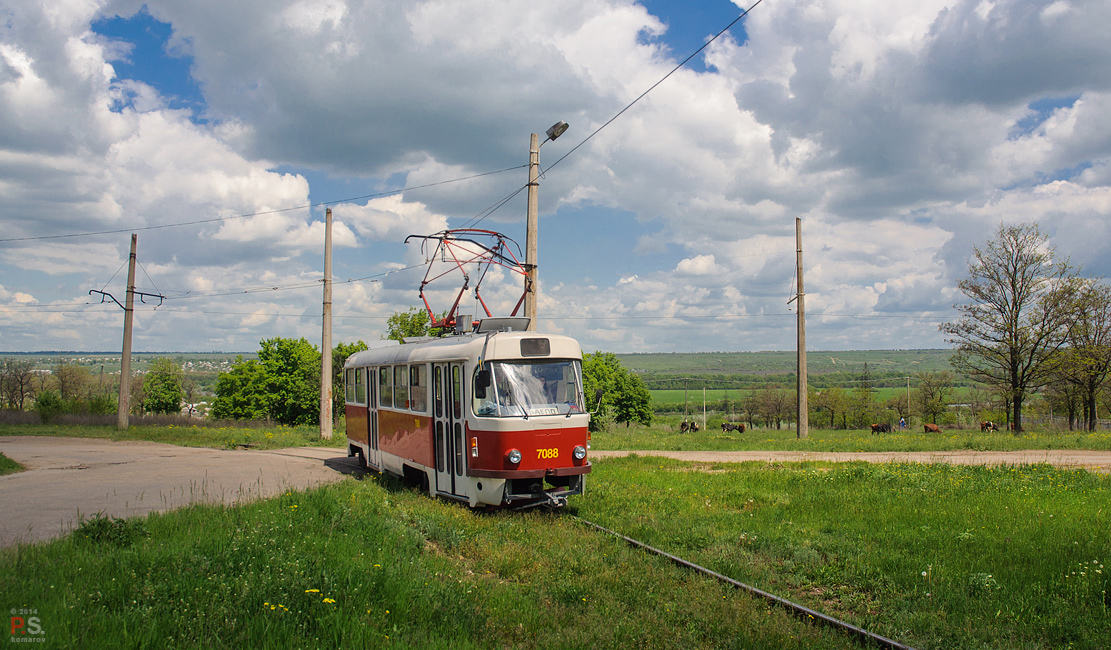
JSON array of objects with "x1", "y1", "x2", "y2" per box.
[{"x1": 537, "y1": 448, "x2": 560, "y2": 460}]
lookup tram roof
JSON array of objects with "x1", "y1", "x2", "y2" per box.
[{"x1": 343, "y1": 330, "x2": 583, "y2": 369}]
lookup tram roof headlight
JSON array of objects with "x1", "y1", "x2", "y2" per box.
[{"x1": 507, "y1": 449, "x2": 522, "y2": 465}]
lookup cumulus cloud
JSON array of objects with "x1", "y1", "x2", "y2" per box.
[{"x1": 0, "y1": 0, "x2": 1109, "y2": 351}]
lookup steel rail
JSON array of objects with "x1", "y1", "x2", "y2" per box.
[{"x1": 569, "y1": 515, "x2": 918, "y2": 650}]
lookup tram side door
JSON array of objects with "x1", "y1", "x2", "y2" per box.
[
  {"x1": 433, "y1": 362, "x2": 466, "y2": 497},
  {"x1": 365, "y1": 367, "x2": 379, "y2": 470}
]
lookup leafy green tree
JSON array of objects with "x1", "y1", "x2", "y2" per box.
[
  {"x1": 385, "y1": 307, "x2": 433, "y2": 341},
  {"x1": 34, "y1": 390, "x2": 62, "y2": 423},
  {"x1": 211, "y1": 357, "x2": 271, "y2": 421},
  {"x1": 582, "y1": 352, "x2": 651, "y2": 430},
  {"x1": 258, "y1": 337, "x2": 321, "y2": 426},
  {"x1": 143, "y1": 358, "x2": 183, "y2": 414}
]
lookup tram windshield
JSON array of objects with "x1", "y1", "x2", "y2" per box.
[{"x1": 473, "y1": 359, "x2": 585, "y2": 417}]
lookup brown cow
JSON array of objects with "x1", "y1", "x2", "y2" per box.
[
  {"x1": 722, "y1": 422, "x2": 746, "y2": 433},
  {"x1": 924, "y1": 423, "x2": 940, "y2": 433},
  {"x1": 870, "y1": 423, "x2": 892, "y2": 434},
  {"x1": 980, "y1": 421, "x2": 998, "y2": 432}
]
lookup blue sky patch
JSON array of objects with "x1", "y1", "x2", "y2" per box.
[{"x1": 93, "y1": 7, "x2": 204, "y2": 116}]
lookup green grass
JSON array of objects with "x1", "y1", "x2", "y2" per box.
[
  {"x1": 0, "y1": 452, "x2": 24, "y2": 475},
  {"x1": 579, "y1": 456, "x2": 1111, "y2": 650},
  {"x1": 0, "y1": 474, "x2": 859, "y2": 649},
  {"x1": 619, "y1": 349, "x2": 955, "y2": 375},
  {"x1": 593, "y1": 419, "x2": 1111, "y2": 452},
  {"x1": 0, "y1": 423, "x2": 346, "y2": 450},
  {"x1": 2, "y1": 460, "x2": 1107, "y2": 649}
]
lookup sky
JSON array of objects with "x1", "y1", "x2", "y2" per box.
[{"x1": 1, "y1": 0, "x2": 1109, "y2": 354}]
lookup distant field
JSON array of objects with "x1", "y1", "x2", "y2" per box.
[
  {"x1": 652, "y1": 386, "x2": 972, "y2": 407},
  {"x1": 619, "y1": 349, "x2": 954, "y2": 375}
]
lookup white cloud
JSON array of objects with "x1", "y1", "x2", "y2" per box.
[{"x1": 0, "y1": 0, "x2": 1109, "y2": 352}]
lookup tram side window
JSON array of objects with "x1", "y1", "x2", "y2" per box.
[
  {"x1": 434, "y1": 367, "x2": 443, "y2": 418},
  {"x1": 410, "y1": 364, "x2": 428, "y2": 413},
  {"x1": 345, "y1": 369, "x2": 355, "y2": 403},
  {"x1": 394, "y1": 365, "x2": 409, "y2": 410},
  {"x1": 452, "y1": 365, "x2": 462, "y2": 419},
  {"x1": 354, "y1": 367, "x2": 366, "y2": 405},
  {"x1": 379, "y1": 366, "x2": 392, "y2": 409}
]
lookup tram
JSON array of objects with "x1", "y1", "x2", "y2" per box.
[{"x1": 343, "y1": 317, "x2": 592, "y2": 508}]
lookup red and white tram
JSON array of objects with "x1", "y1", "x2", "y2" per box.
[{"x1": 343, "y1": 318, "x2": 592, "y2": 508}]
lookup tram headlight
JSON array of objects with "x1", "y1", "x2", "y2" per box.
[
  {"x1": 507, "y1": 449, "x2": 522, "y2": 465},
  {"x1": 573, "y1": 445, "x2": 587, "y2": 460}
]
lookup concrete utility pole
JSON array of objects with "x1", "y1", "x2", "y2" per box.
[
  {"x1": 523, "y1": 121, "x2": 568, "y2": 332},
  {"x1": 795, "y1": 217, "x2": 808, "y2": 439},
  {"x1": 524, "y1": 132, "x2": 541, "y2": 331},
  {"x1": 320, "y1": 208, "x2": 333, "y2": 440},
  {"x1": 117, "y1": 234, "x2": 137, "y2": 431}
]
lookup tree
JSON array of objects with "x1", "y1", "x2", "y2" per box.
[
  {"x1": 1054, "y1": 280, "x2": 1111, "y2": 431},
  {"x1": 812, "y1": 386, "x2": 849, "y2": 429},
  {"x1": 51, "y1": 360, "x2": 90, "y2": 401},
  {"x1": 385, "y1": 307, "x2": 434, "y2": 341},
  {"x1": 914, "y1": 371, "x2": 953, "y2": 425},
  {"x1": 143, "y1": 358, "x2": 184, "y2": 414},
  {"x1": 0, "y1": 358, "x2": 35, "y2": 410},
  {"x1": 211, "y1": 357, "x2": 271, "y2": 421},
  {"x1": 941, "y1": 223, "x2": 1079, "y2": 432},
  {"x1": 211, "y1": 337, "x2": 322, "y2": 425},
  {"x1": 258, "y1": 337, "x2": 321, "y2": 426},
  {"x1": 581, "y1": 352, "x2": 651, "y2": 430}
]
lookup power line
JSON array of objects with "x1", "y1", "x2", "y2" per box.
[
  {"x1": 545, "y1": 1, "x2": 763, "y2": 175},
  {"x1": 0, "y1": 165, "x2": 526, "y2": 244},
  {"x1": 461, "y1": 1, "x2": 763, "y2": 229}
]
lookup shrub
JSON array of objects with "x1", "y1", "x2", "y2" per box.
[{"x1": 34, "y1": 390, "x2": 63, "y2": 423}]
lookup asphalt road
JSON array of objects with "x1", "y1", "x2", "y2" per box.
[
  {"x1": 0, "y1": 436, "x2": 360, "y2": 548},
  {"x1": 4, "y1": 437, "x2": 1110, "y2": 548}
]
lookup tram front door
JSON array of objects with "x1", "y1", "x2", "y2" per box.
[{"x1": 433, "y1": 362, "x2": 467, "y2": 498}]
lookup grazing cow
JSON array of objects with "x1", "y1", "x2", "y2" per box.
[
  {"x1": 980, "y1": 421, "x2": 998, "y2": 432},
  {"x1": 722, "y1": 422, "x2": 746, "y2": 433},
  {"x1": 690, "y1": 421, "x2": 699, "y2": 432},
  {"x1": 924, "y1": 423, "x2": 940, "y2": 433},
  {"x1": 870, "y1": 423, "x2": 893, "y2": 434},
  {"x1": 680, "y1": 421, "x2": 690, "y2": 433}
]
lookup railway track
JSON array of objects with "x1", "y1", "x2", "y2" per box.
[{"x1": 570, "y1": 514, "x2": 918, "y2": 650}]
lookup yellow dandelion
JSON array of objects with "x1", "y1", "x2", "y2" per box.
[{"x1": 305, "y1": 589, "x2": 320, "y2": 593}]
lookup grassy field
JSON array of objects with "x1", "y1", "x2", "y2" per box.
[
  {"x1": 593, "y1": 419, "x2": 1111, "y2": 452},
  {"x1": 0, "y1": 422, "x2": 347, "y2": 451},
  {"x1": 650, "y1": 386, "x2": 934, "y2": 407},
  {"x1": 0, "y1": 472, "x2": 861, "y2": 649},
  {"x1": 1, "y1": 457, "x2": 1107, "y2": 649},
  {"x1": 0, "y1": 452, "x2": 23, "y2": 475},
  {"x1": 619, "y1": 349, "x2": 955, "y2": 375}
]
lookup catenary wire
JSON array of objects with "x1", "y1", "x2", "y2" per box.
[{"x1": 544, "y1": 1, "x2": 762, "y2": 176}]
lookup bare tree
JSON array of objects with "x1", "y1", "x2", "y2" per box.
[
  {"x1": 1, "y1": 358, "x2": 35, "y2": 409},
  {"x1": 941, "y1": 223, "x2": 1079, "y2": 432}
]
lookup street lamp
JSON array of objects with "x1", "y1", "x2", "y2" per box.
[{"x1": 525, "y1": 120, "x2": 569, "y2": 331}]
